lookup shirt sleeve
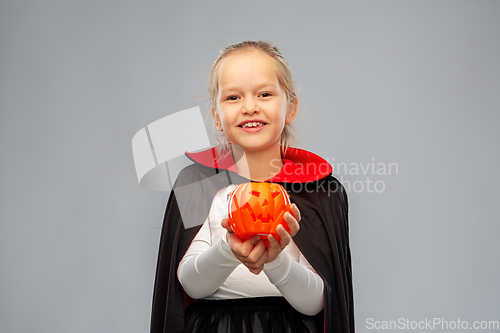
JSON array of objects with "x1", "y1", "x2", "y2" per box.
[
  {"x1": 177, "y1": 217, "x2": 241, "y2": 299},
  {"x1": 263, "y1": 249, "x2": 325, "y2": 316}
]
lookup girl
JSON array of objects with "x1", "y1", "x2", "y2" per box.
[{"x1": 151, "y1": 41, "x2": 354, "y2": 333}]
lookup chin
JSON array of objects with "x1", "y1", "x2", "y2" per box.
[{"x1": 242, "y1": 143, "x2": 278, "y2": 153}]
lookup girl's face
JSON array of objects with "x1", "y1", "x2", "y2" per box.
[{"x1": 212, "y1": 51, "x2": 297, "y2": 153}]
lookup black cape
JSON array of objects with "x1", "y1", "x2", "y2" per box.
[{"x1": 151, "y1": 146, "x2": 354, "y2": 333}]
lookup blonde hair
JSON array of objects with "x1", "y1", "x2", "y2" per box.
[{"x1": 207, "y1": 41, "x2": 299, "y2": 160}]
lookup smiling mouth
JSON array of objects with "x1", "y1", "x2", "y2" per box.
[{"x1": 240, "y1": 121, "x2": 266, "y2": 128}]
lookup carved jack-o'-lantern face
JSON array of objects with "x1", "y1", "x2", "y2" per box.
[{"x1": 228, "y1": 182, "x2": 291, "y2": 245}]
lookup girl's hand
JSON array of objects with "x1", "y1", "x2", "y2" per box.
[
  {"x1": 221, "y1": 203, "x2": 301, "y2": 274},
  {"x1": 221, "y1": 218, "x2": 269, "y2": 275},
  {"x1": 265, "y1": 203, "x2": 301, "y2": 263}
]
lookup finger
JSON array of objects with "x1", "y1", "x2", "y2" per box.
[
  {"x1": 284, "y1": 212, "x2": 300, "y2": 237},
  {"x1": 235, "y1": 235, "x2": 261, "y2": 258},
  {"x1": 244, "y1": 244, "x2": 268, "y2": 270},
  {"x1": 268, "y1": 233, "x2": 282, "y2": 252},
  {"x1": 290, "y1": 203, "x2": 301, "y2": 222},
  {"x1": 276, "y1": 224, "x2": 292, "y2": 249},
  {"x1": 264, "y1": 233, "x2": 282, "y2": 264},
  {"x1": 244, "y1": 239, "x2": 267, "y2": 263},
  {"x1": 252, "y1": 241, "x2": 269, "y2": 265}
]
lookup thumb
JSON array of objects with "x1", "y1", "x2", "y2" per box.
[{"x1": 221, "y1": 218, "x2": 231, "y2": 230}]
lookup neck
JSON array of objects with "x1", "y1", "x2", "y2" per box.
[{"x1": 231, "y1": 143, "x2": 283, "y2": 182}]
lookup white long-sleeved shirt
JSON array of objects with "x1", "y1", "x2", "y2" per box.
[{"x1": 177, "y1": 185, "x2": 324, "y2": 316}]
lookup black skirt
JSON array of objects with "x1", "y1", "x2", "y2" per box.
[{"x1": 184, "y1": 296, "x2": 319, "y2": 333}]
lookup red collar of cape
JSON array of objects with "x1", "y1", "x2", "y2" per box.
[{"x1": 185, "y1": 145, "x2": 332, "y2": 183}]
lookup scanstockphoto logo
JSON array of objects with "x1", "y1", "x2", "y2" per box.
[
  {"x1": 328, "y1": 157, "x2": 399, "y2": 194},
  {"x1": 366, "y1": 317, "x2": 500, "y2": 330}
]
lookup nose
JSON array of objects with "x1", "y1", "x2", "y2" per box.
[{"x1": 242, "y1": 96, "x2": 259, "y2": 115}]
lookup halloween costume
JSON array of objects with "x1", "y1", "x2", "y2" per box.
[
  {"x1": 177, "y1": 184, "x2": 325, "y2": 315},
  {"x1": 151, "y1": 145, "x2": 354, "y2": 333}
]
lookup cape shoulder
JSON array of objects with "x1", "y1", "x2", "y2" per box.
[{"x1": 185, "y1": 145, "x2": 333, "y2": 183}]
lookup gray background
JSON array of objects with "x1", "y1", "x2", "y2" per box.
[{"x1": 1, "y1": 1, "x2": 499, "y2": 332}]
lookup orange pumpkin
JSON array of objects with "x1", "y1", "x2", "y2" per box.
[{"x1": 228, "y1": 182, "x2": 291, "y2": 246}]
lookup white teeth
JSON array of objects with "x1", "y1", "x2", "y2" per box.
[{"x1": 242, "y1": 122, "x2": 264, "y2": 128}]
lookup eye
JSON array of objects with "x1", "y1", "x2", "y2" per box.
[
  {"x1": 259, "y1": 92, "x2": 272, "y2": 98},
  {"x1": 227, "y1": 95, "x2": 239, "y2": 101}
]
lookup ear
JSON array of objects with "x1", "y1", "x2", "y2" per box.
[
  {"x1": 211, "y1": 107, "x2": 224, "y2": 132},
  {"x1": 285, "y1": 97, "x2": 298, "y2": 124}
]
